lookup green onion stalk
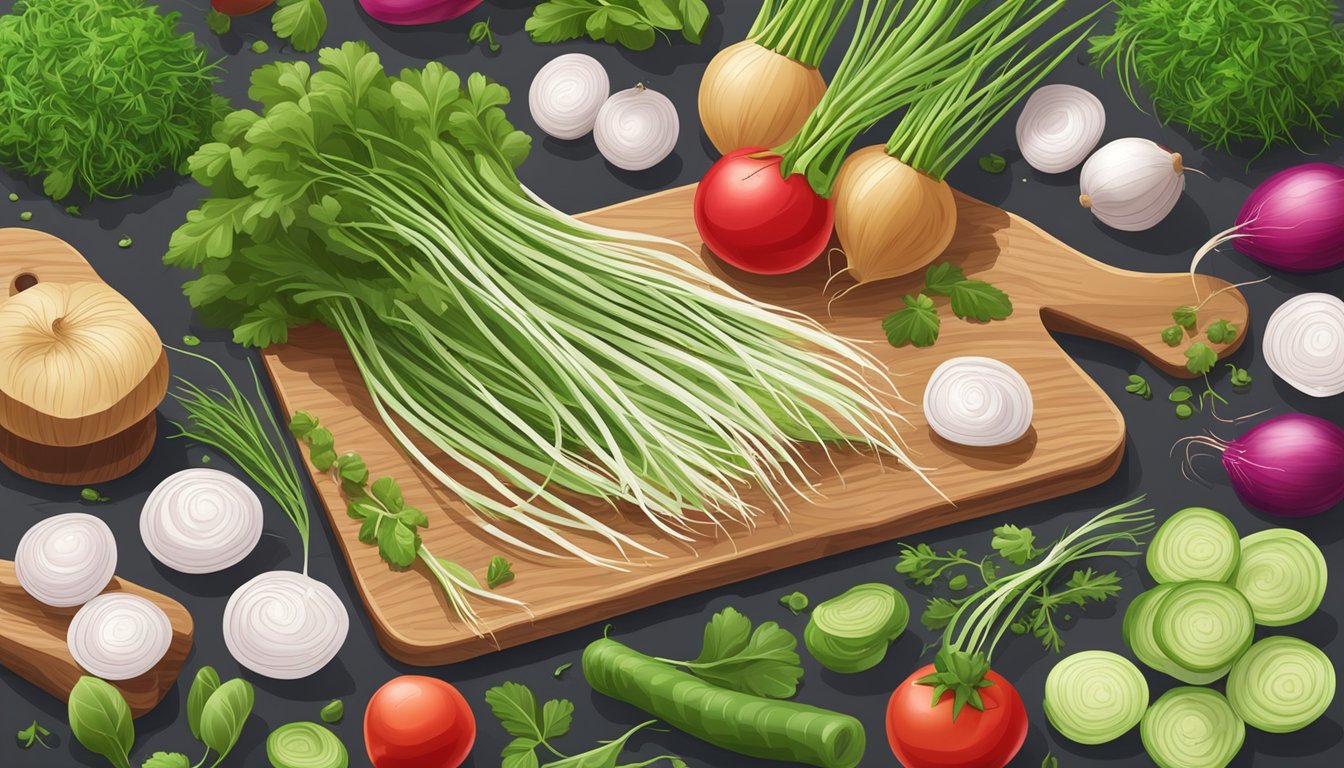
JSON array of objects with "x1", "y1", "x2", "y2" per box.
[{"x1": 166, "y1": 43, "x2": 927, "y2": 570}]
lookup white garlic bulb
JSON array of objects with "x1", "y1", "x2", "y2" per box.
[{"x1": 1079, "y1": 138, "x2": 1186, "y2": 231}]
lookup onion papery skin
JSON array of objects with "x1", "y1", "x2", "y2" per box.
[
  {"x1": 529, "y1": 54, "x2": 609, "y2": 141},
  {"x1": 67, "y1": 593, "x2": 173, "y2": 680},
  {"x1": 15, "y1": 512, "x2": 117, "y2": 608},
  {"x1": 1141, "y1": 688, "x2": 1244, "y2": 768},
  {"x1": 0, "y1": 281, "x2": 167, "y2": 447},
  {"x1": 1146, "y1": 507, "x2": 1240, "y2": 584},
  {"x1": 694, "y1": 147, "x2": 834, "y2": 274},
  {"x1": 223, "y1": 571, "x2": 349, "y2": 680},
  {"x1": 833, "y1": 146, "x2": 956, "y2": 283},
  {"x1": 1232, "y1": 528, "x2": 1327, "y2": 626},
  {"x1": 922, "y1": 356, "x2": 1033, "y2": 447},
  {"x1": 1263, "y1": 292, "x2": 1344, "y2": 397},
  {"x1": 1227, "y1": 636, "x2": 1335, "y2": 733},
  {"x1": 698, "y1": 41, "x2": 826, "y2": 154},
  {"x1": 1016, "y1": 84, "x2": 1106, "y2": 174},
  {"x1": 140, "y1": 468, "x2": 264, "y2": 574},
  {"x1": 267, "y1": 721, "x2": 350, "y2": 768},
  {"x1": 1079, "y1": 138, "x2": 1185, "y2": 231},
  {"x1": 1044, "y1": 650, "x2": 1148, "y2": 745},
  {"x1": 358, "y1": 0, "x2": 483, "y2": 26},
  {"x1": 1234, "y1": 163, "x2": 1344, "y2": 273},
  {"x1": 1221, "y1": 413, "x2": 1344, "y2": 517},
  {"x1": 593, "y1": 85, "x2": 679, "y2": 171}
]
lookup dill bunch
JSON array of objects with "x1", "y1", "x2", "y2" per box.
[
  {"x1": 1090, "y1": 0, "x2": 1344, "y2": 156},
  {"x1": 0, "y1": 0, "x2": 229, "y2": 200}
]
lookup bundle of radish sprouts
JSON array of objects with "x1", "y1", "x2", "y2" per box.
[
  {"x1": 833, "y1": 8, "x2": 1095, "y2": 282},
  {"x1": 699, "y1": 0, "x2": 855, "y2": 153},
  {"x1": 166, "y1": 44, "x2": 925, "y2": 569},
  {"x1": 694, "y1": 0, "x2": 1089, "y2": 276}
]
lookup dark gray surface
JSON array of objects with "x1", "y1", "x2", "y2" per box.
[{"x1": 1, "y1": 1, "x2": 1341, "y2": 766}]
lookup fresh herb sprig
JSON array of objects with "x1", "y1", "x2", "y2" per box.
[
  {"x1": 1155, "y1": 304, "x2": 1253, "y2": 418},
  {"x1": 16, "y1": 720, "x2": 52, "y2": 750},
  {"x1": 289, "y1": 411, "x2": 526, "y2": 637},
  {"x1": 526, "y1": 0, "x2": 709, "y2": 51},
  {"x1": 469, "y1": 18, "x2": 501, "y2": 52},
  {"x1": 883, "y1": 262, "x2": 1012, "y2": 347},
  {"x1": 653, "y1": 607, "x2": 804, "y2": 699}
]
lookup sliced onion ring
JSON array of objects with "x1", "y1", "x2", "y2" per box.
[
  {"x1": 67, "y1": 593, "x2": 173, "y2": 680},
  {"x1": 1263, "y1": 292, "x2": 1344, "y2": 397},
  {"x1": 16, "y1": 512, "x2": 117, "y2": 608},
  {"x1": 923, "y1": 356, "x2": 1034, "y2": 447},
  {"x1": 223, "y1": 571, "x2": 349, "y2": 680},
  {"x1": 529, "y1": 53, "x2": 610, "y2": 141},
  {"x1": 141, "y1": 468, "x2": 264, "y2": 574},
  {"x1": 594, "y1": 84, "x2": 679, "y2": 171},
  {"x1": 1016, "y1": 84, "x2": 1105, "y2": 174}
]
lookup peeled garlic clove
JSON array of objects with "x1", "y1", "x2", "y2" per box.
[
  {"x1": 923, "y1": 356, "x2": 1033, "y2": 447},
  {"x1": 594, "y1": 84, "x2": 679, "y2": 171},
  {"x1": 1079, "y1": 138, "x2": 1186, "y2": 231},
  {"x1": 15, "y1": 512, "x2": 117, "y2": 607},
  {"x1": 0, "y1": 281, "x2": 166, "y2": 447},
  {"x1": 529, "y1": 54, "x2": 610, "y2": 141},
  {"x1": 1016, "y1": 84, "x2": 1105, "y2": 174}
]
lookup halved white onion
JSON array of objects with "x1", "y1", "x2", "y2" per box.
[
  {"x1": 140, "y1": 468, "x2": 264, "y2": 574},
  {"x1": 15, "y1": 512, "x2": 117, "y2": 608},
  {"x1": 1263, "y1": 292, "x2": 1344, "y2": 397},
  {"x1": 67, "y1": 593, "x2": 173, "y2": 680},
  {"x1": 1079, "y1": 138, "x2": 1186, "y2": 231},
  {"x1": 223, "y1": 571, "x2": 349, "y2": 680},
  {"x1": 923, "y1": 356, "x2": 1034, "y2": 447},
  {"x1": 1016, "y1": 84, "x2": 1105, "y2": 174},
  {"x1": 594, "y1": 84, "x2": 679, "y2": 171},
  {"x1": 529, "y1": 53, "x2": 610, "y2": 141}
]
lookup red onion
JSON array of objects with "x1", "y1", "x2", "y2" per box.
[
  {"x1": 1181, "y1": 414, "x2": 1344, "y2": 518},
  {"x1": 359, "y1": 0, "x2": 482, "y2": 26}
]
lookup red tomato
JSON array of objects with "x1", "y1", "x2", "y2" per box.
[
  {"x1": 364, "y1": 676, "x2": 475, "y2": 768},
  {"x1": 694, "y1": 147, "x2": 834, "y2": 275},
  {"x1": 211, "y1": 0, "x2": 275, "y2": 15},
  {"x1": 886, "y1": 664, "x2": 1028, "y2": 768}
]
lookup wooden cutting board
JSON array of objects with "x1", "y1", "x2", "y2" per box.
[
  {"x1": 0, "y1": 561, "x2": 194, "y2": 718},
  {"x1": 260, "y1": 185, "x2": 1247, "y2": 665}
]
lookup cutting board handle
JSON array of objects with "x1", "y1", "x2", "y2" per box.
[{"x1": 0, "y1": 228, "x2": 101, "y2": 297}]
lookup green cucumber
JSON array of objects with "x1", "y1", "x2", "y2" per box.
[
  {"x1": 1044, "y1": 650, "x2": 1148, "y2": 744},
  {"x1": 804, "y1": 583, "x2": 908, "y2": 673},
  {"x1": 1146, "y1": 506, "x2": 1239, "y2": 583},
  {"x1": 1232, "y1": 528, "x2": 1327, "y2": 626},
  {"x1": 1122, "y1": 585, "x2": 1229, "y2": 684},
  {"x1": 1227, "y1": 636, "x2": 1335, "y2": 733},
  {"x1": 1152, "y1": 581, "x2": 1254, "y2": 673},
  {"x1": 1141, "y1": 687, "x2": 1244, "y2": 768}
]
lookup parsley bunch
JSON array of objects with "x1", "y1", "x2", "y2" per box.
[{"x1": 0, "y1": 0, "x2": 228, "y2": 200}]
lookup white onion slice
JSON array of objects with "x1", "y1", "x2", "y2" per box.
[
  {"x1": 529, "y1": 54, "x2": 610, "y2": 141},
  {"x1": 1016, "y1": 84, "x2": 1105, "y2": 173},
  {"x1": 1079, "y1": 138, "x2": 1186, "y2": 231},
  {"x1": 1264, "y1": 292, "x2": 1344, "y2": 397},
  {"x1": 223, "y1": 571, "x2": 349, "y2": 680},
  {"x1": 594, "y1": 84, "x2": 679, "y2": 171},
  {"x1": 140, "y1": 468, "x2": 264, "y2": 574},
  {"x1": 923, "y1": 357, "x2": 1034, "y2": 447},
  {"x1": 15, "y1": 513, "x2": 117, "y2": 608},
  {"x1": 67, "y1": 593, "x2": 172, "y2": 680}
]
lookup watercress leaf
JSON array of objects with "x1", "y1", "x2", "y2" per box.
[
  {"x1": 949, "y1": 280, "x2": 1012, "y2": 321},
  {"x1": 205, "y1": 9, "x2": 231, "y2": 35},
  {"x1": 678, "y1": 0, "x2": 710, "y2": 43},
  {"x1": 539, "y1": 721, "x2": 655, "y2": 768},
  {"x1": 370, "y1": 476, "x2": 405, "y2": 511},
  {"x1": 199, "y1": 678, "x2": 253, "y2": 762},
  {"x1": 485, "y1": 682, "x2": 544, "y2": 741},
  {"x1": 503, "y1": 738, "x2": 541, "y2": 768},
  {"x1": 376, "y1": 515, "x2": 419, "y2": 567},
  {"x1": 924, "y1": 262, "x2": 967, "y2": 296},
  {"x1": 488, "y1": 555, "x2": 515, "y2": 588},
  {"x1": 991, "y1": 524, "x2": 1039, "y2": 565},
  {"x1": 186, "y1": 665, "x2": 221, "y2": 741},
  {"x1": 692, "y1": 607, "x2": 752, "y2": 664},
  {"x1": 1184, "y1": 342, "x2": 1217, "y2": 375},
  {"x1": 882, "y1": 294, "x2": 940, "y2": 348},
  {"x1": 1172, "y1": 305, "x2": 1198, "y2": 330},
  {"x1": 272, "y1": 0, "x2": 327, "y2": 53},
  {"x1": 309, "y1": 446, "x2": 337, "y2": 472},
  {"x1": 288, "y1": 411, "x2": 319, "y2": 441},
  {"x1": 1168, "y1": 385, "x2": 1194, "y2": 403},
  {"x1": 68, "y1": 676, "x2": 134, "y2": 768},
  {"x1": 1206, "y1": 319, "x2": 1237, "y2": 344},
  {"x1": 1161, "y1": 325, "x2": 1184, "y2": 346},
  {"x1": 395, "y1": 505, "x2": 429, "y2": 529},
  {"x1": 540, "y1": 698, "x2": 574, "y2": 741},
  {"x1": 141, "y1": 753, "x2": 191, "y2": 768},
  {"x1": 335, "y1": 452, "x2": 368, "y2": 485}
]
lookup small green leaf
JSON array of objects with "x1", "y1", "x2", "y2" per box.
[
  {"x1": 141, "y1": 753, "x2": 191, "y2": 768},
  {"x1": 1042, "y1": 754, "x2": 1059, "y2": 768},
  {"x1": 553, "y1": 662, "x2": 573, "y2": 678},
  {"x1": 948, "y1": 574, "x2": 969, "y2": 591},
  {"x1": 80, "y1": 487, "x2": 109, "y2": 502},
  {"x1": 19, "y1": 211, "x2": 32, "y2": 221},
  {"x1": 320, "y1": 699, "x2": 344, "y2": 723},
  {"x1": 64, "y1": 205, "x2": 80, "y2": 215},
  {"x1": 1184, "y1": 342, "x2": 1217, "y2": 375},
  {"x1": 206, "y1": 9, "x2": 232, "y2": 35},
  {"x1": 288, "y1": 411, "x2": 319, "y2": 442},
  {"x1": 1206, "y1": 319, "x2": 1237, "y2": 344},
  {"x1": 1168, "y1": 386, "x2": 1193, "y2": 403},
  {"x1": 273, "y1": 0, "x2": 327, "y2": 52},
  {"x1": 882, "y1": 294, "x2": 941, "y2": 348},
  {"x1": 470, "y1": 19, "x2": 501, "y2": 52},
  {"x1": 335, "y1": 452, "x2": 369, "y2": 486},
  {"x1": 778, "y1": 591, "x2": 809, "y2": 614},
  {"x1": 251, "y1": 40, "x2": 270, "y2": 54},
  {"x1": 182, "y1": 335, "x2": 200, "y2": 346},
  {"x1": 199, "y1": 678, "x2": 254, "y2": 763},
  {"x1": 118, "y1": 236, "x2": 133, "y2": 248},
  {"x1": 186, "y1": 666, "x2": 220, "y2": 741},
  {"x1": 979, "y1": 153, "x2": 1007, "y2": 173},
  {"x1": 924, "y1": 263, "x2": 967, "y2": 296},
  {"x1": 15, "y1": 720, "x2": 52, "y2": 750},
  {"x1": 68, "y1": 677, "x2": 134, "y2": 768},
  {"x1": 487, "y1": 555, "x2": 515, "y2": 589},
  {"x1": 6, "y1": 192, "x2": 17, "y2": 202},
  {"x1": 1172, "y1": 306, "x2": 1198, "y2": 330},
  {"x1": 1175, "y1": 403, "x2": 1194, "y2": 419},
  {"x1": 1227, "y1": 363, "x2": 1252, "y2": 388},
  {"x1": 1124, "y1": 374, "x2": 1152, "y2": 399},
  {"x1": 948, "y1": 280, "x2": 1012, "y2": 322},
  {"x1": 991, "y1": 524, "x2": 1040, "y2": 565},
  {"x1": 1161, "y1": 325, "x2": 1184, "y2": 346}
]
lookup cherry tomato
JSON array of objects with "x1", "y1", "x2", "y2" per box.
[
  {"x1": 364, "y1": 676, "x2": 475, "y2": 768},
  {"x1": 886, "y1": 664, "x2": 1028, "y2": 768},
  {"x1": 210, "y1": 0, "x2": 275, "y2": 15},
  {"x1": 694, "y1": 147, "x2": 834, "y2": 275}
]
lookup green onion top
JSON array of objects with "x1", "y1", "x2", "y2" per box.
[{"x1": 749, "y1": 0, "x2": 857, "y2": 69}]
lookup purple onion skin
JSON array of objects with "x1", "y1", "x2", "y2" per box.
[
  {"x1": 1234, "y1": 163, "x2": 1344, "y2": 272},
  {"x1": 359, "y1": 0, "x2": 483, "y2": 25},
  {"x1": 1223, "y1": 413, "x2": 1344, "y2": 517}
]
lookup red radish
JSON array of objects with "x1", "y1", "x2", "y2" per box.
[
  {"x1": 694, "y1": 148, "x2": 834, "y2": 275},
  {"x1": 1179, "y1": 413, "x2": 1344, "y2": 518},
  {"x1": 887, "y1": 664, "x2": 1028, "y2": 768},
  {"x1": 364, "y1": 676, "x2": 475, "y2": 768}
]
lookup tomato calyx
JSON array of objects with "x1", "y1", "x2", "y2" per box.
[{"x1": 915, "y1": 648, "x2": 995, "y2": 720}]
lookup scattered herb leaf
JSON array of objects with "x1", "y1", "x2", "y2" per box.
[
  {"x1": 16, "y1": 720, "x2": 52, "y2": 750},
  {"x1": 141, "y1": 753, "x2": 190, "y2": 768},
  {"x1": 319, "y1": 699, "x2": 343, "y2": 723},
  {"x1": 882, "y1": 293, "x2": 940, "y2": 348},
  {"x1": 80, "y1": 487, "x2": 110, "y2": 502},
  {"x1": 948, "y1": 574, "x2": 969, "y2": 591},
  {"x1": 470, "y1": 19, "x2": 502, "y2": 52},
  {"x1": 1184, "y1": 341, "x2": 1217, "y2": 375},
  {"x1": 553, "y1": 662, "x2": 573, "y2": 678},
  {"x1": 1175, "y1": 403, "x2": 1194, "y2": 419},
  {"x1": 205, "y1": 9, "x2": 231, "y2": 35},
  {"x1": 251, "y1": 40, "x2": 270, "y2": 54},
  {"x1": 186, "y1": 666, "x2": 220, "y2": 742},
  {"x1": 198, "y1": 678, "x2": 254, "y2": 765},
  {"x1": 978, "y1": 153, "x2": 1007, "y2": 173},
  {"x1": 487, "y1": 555, "x2": 515, "y2": 589},
  {"x1": 1206, "y1": 319, "x2": 1237, "y2": 344},
  {"x1": 992, "y1": 524, "x2": 1043, "y2": 566},
  {"x1": 1168, "y1": 386, "x2": 1193, "y2": 403},
  {"x1": 920, "y1": 596, "x2": 965, "y2": 631},
  {"x1": 923, "y1": 263, "x2": 967, "y2": 295},
  {"x1": 1042, "y1": 754, "x2": 1059, "y2": 768},
  {"x1": 1172, "y1": 305, "x2": 1198, "y2": 330},
  {"x1": 656, "y1": 607, "x2": 803, "y2": 699},
  {"x1": 65, "y1": 204, "x2": 79, "y2": 215},
  {"x1": 6, "y1": 192, "x2": 16, "y2": 202},
  {"x1": 778, "y1": 591, "x2": 809, "y2": 615},
  {"x1": 272, "y1": 0, "x2": 327, "y2": 53},
  {"x1": 117, "y1": 236, "x2": 133, "y2": 248},
  {"x1": 182, "y1": 335, "x2": 201, "y2": 346},
  {"x1": 18, "y1": 211, "x2": 31, "y2": 221},
  {"x1": 1124, "y1": 374, "x2": 1152, "y2": 399},
  {"x1": 1227, "y1": 363, "x2": 1252, "y2": 387},
  {"x1": 1160, "y1": 325, "x2": 1183, "y2": 346}
]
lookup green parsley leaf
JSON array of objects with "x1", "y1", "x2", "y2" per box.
[
  {"x1": 1161, "y1": 325, "x2": 1184, "y2": 346},
  {"x1": 1172, "y1": 305, "x2": 1198, "y2": 330},
  {"x1": 778, "y1": 591, "x2": 809, "y2": 614},
  {"x1": 1124, "y1": 374, "x2": 1152, "y2": 399},
  {"x1": 272, "y1": 0, "x2": 327, "y2": 53},
  {"x1": 991, "y1": 524, "x2": 1042, "y2": 565},
  {"x1": 978, "y1": 153, "x2": 1007, "y2": 173},
  {"x1": 64, "y1": 204, "x2": 79, "y2": 215},
  {"x1": 923, "y1": 262, "x2": 967, "y2": 295},
  {"x1": 487, "y1": 555, "x2": 515, "y2": 588},
  {"x1": 251, "y1": 40, "x2": 270, "y2": 54},
  {"x1": 206, "y1": 9, "x2": 231, "y2": 36},
  {"x1": 920, "y1": 596, "x2": 965, "y2": 631},
  {"x1": 1175, "y1": 402, "x2": 1194, "y2": 419},
  {"x1": 80, "y1": 487, "x2": 109, "y2": 502},
  {"x1": 949, "y1": 280, "x2": 1012, "y2": 321},
  {"x1": 1227, "y1": 363, "x2": 1252, "y2": 387},
  {"x1": 553, "y1": 662, "x2": 572, "y2": 678},
  {"x1": 882, "y1": 294, "x2": 940, "y2": 347},
  {"x1": 948, "y1": 574, "x2": 969, "y2": 591},
  {"x1": 141, "y1": 752, "x2": 191, "y2": 768},
  {"x1": 335, "y1": 452, "x2": 369, "y2": 486},
  {"x1": 182, "y1": 334, "x2": 200, "y2": 346},
  {"x1": 525, "y1": 0, "x2": 710, "y2": 51},
  {"x1": 117, "y1": 236, "x2": 133, "y2": 248},
  {"x1": 469, "y1": 19, "x2": 502, "y2": 52},
  {"x1": 485, "y1": 682, "x2": 572, "y2": 743},
  {"x1": 659, "y1": 607, "x2": 803, "y2": 699},
  {"x1": 1168, "y1": 386, "x2": 1193, "y2": 403},
  {"x1": 1206, "y1": 319, "x2": 1237, "y2": 344},
  {"x1": 18, "y1": 211, "x2": 32, "y2": 221},
  {"x1": 1184, "y1": 341, "x2": 1217, "y2": 375}
]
